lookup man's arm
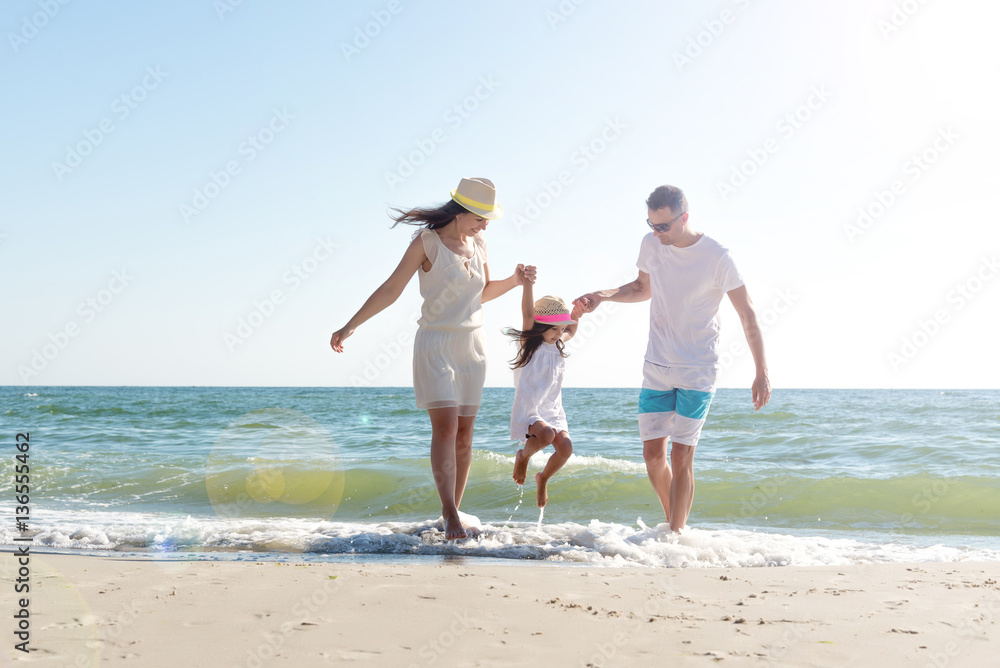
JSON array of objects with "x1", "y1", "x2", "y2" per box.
[
  {"x1": 573, "y1": 271, "x2": 651, "y2": 313},
  {"x1": 727, "y1": 284, "x2": 771, "y2": 411}
]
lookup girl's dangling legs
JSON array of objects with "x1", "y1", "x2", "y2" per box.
[
  {"x1": 427, "y1": 407, "x2": 466, "y2": 540},
  {"x1": 535, "y1": 431, "x2": 572, "y2": 508},
  {"x1": 512, "y1": 419, "x2": 556, "y2": 485}
]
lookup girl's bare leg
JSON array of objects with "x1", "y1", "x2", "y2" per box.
[
  {"x1": 455, "y1": 414, "x2": 477, "y2": 508},
  {"x1": 427, "y1": 407, "x2": 466, "y2": 539},
  {"x1": 513, "y1": 420, "x2": 556, "y2": 485},
  {"x1": 536, "y1": 431, "x2": 573, "y2": 508}
]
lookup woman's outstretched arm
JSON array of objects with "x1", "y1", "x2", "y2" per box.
[{"x1": 330, "y1": 235, "x2": 426, "y2": 352}]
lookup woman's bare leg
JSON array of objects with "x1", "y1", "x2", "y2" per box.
[
  {"x1": 455, "y1": 414, "x2": 476, "y2": 508},
  {"x1": 427, "y1": 407, "x2": 466, "y2": 539}
]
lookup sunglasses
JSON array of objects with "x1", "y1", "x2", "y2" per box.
[{"x1": 646, "y1": 210, "x2": 687, "y2": 234}]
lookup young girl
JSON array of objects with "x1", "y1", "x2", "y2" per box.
[
  {"x1": 505, "y1": 278, "x2": 583, "y2": 508},
  {"x1": 331, "y1": 177, "x2": 530, "y2": 540}
]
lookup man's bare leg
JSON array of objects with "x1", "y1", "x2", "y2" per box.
[
  {"x1": 642, "y1": 436, "x2": 672, "y2": 524},
  {"x1": 668, "y1": 443, "x2": 696, "y2": 532},
  {"x1": 513, "y1": 420, "x2": 555, "y2": 485}
]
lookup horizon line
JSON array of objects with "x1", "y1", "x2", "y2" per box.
[{"x1": 3, "y1": 385, "x2": 998, "y2": 391}]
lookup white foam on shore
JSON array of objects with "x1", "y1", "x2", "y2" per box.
[
  {"x1": 5, "y1": 510, "x2": 1000, "y2": 568},
  {"x1": 479, "y1": 450, "x2": 645, "y2": 474}
]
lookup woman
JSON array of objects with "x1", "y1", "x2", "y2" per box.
[{"x1": 330, "y1": 177, "x2": 532, "y2": 539}]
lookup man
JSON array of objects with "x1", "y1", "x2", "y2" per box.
[{"x1": 574, "y1": 185, "x2": 770, "y2": 532}]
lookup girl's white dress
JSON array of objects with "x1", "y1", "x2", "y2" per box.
[
  {"x1": 509, "y1": 341, "x2": 568, "y2": 444},
  {"x1": 412, "y1": 228, "x2": 487, "y2": 417}
]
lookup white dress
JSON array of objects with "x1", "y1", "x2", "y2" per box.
[
  {"x1": 412, "y1": 228, "x2": 487, "y2": 416},
  {"x1": 509, "y1": 341, "x2": 568, "y2": 444}
]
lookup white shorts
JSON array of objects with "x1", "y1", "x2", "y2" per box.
[{"x1": 637, "y1": 362, "x2": 716, "y2": 446}]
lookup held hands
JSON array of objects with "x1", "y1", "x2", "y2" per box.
[
  {"x1": 515, "y1": 264, "x2": 537, "y2": 285},
  {"x1": 330, "y1": 326, "x2": 355, "y2": 353},
  {"x1": 572, "y1": 293, "x2": 602, "y2": 314},
  {"x1": 752, "y1": 373, "x2": 771, "y2": 411}
]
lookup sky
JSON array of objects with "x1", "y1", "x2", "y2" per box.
[{"x1": 2, "y1": 0, "x2": 999, "y2": 389}]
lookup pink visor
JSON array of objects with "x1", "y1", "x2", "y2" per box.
[{"x1": 535, "y1": 313, "x2": 575, "y2": 324}]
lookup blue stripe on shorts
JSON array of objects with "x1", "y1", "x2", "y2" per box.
[{"x1": 638, "y1": 387, "x2": 714, "y2": 420}]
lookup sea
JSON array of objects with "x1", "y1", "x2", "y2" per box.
[{"x1": 2, "y1": 386, "x2": 998, "y2": 568}]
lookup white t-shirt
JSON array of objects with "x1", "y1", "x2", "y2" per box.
[{"x1": 636, "y1": 232, "x2": 744, "y2": 368}]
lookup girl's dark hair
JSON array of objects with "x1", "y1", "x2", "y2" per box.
[
  {"x1": 389, "y1": 200, "x2": 470, "y2": 229},
  {"x1": 502, "y1": 323, "x2": 568, "y2": 369}
]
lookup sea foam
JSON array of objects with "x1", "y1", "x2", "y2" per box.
[{"x1": 7, "y1": 510, "x2": 1000, "y2": 568}]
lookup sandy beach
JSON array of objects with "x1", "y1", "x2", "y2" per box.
[{"x1": 5, "y1": 554, "x2": 997, "y2": 667}]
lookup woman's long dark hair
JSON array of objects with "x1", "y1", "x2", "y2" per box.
[
  {"x1": 389, "y1": 200, "x2": 469, "y2": 229},
  {"x1": 503, "y1": 323, "x2": 568, "y2": 369}
]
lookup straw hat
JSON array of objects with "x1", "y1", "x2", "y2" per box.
[
  {"x1": 533, "y1": 295, "x2": 577, "y2": 325},
  {"x1": 451, "y1": 177, "x2": 503, "y2": 219}
]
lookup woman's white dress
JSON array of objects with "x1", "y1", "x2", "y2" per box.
[{"x1": 412, "y1": 228, "x2": 487, "y2": 416}]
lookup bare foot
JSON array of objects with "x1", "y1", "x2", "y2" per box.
[
  {"x1": 512, "y1": 449, "x2": 529, "y2": 485},
  {"x1": 444, "y1": 515, "x2": 467, "y2": 540},
  {"x1": 535, "y1": 472, "x2": 548, "y2": 508}
]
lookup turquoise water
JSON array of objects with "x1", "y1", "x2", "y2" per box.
[{"x1": 1, "y1": 387, "x2": 998, "y2": 567}]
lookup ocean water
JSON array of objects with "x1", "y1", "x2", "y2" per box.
[{"x1": 2, "y1": 386, "x2": 998, "y2": 568}]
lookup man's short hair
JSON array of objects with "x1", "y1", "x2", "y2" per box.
[{"x1": 646, "y1": 186, "x2": 688, "y2": 213}]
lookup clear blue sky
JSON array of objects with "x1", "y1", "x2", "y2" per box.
[{"x1": 3, "y1": 0, "x2": 998, "y2": 388}]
